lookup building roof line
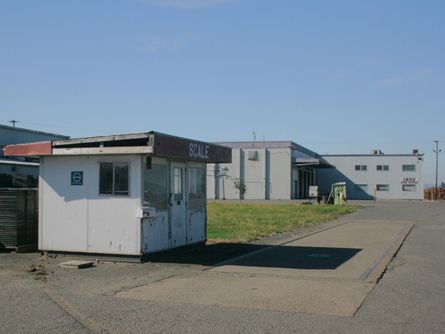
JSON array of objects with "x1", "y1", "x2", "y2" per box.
[
  {"x1": 322, "y1": 154, "x2": 424, "y2": 157},
  {"x1": 0, "y1": 124, "x2": 69, "y2": 139}
]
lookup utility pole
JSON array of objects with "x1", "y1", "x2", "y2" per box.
[
  {"x1": 433, "y1": 140, "x2": 441, "y2": 200},
  {"x1": 9, "y1": 120, "x2": 18, "y2": 127}
]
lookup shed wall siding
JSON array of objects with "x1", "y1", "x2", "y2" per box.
[{"x1": 40, "y1": 155, "x2": 142, "y2": 255}]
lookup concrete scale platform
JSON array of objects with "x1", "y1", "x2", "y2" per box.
[{"x1": 118, "y1": 220, "x2": 413, "y2": 317}]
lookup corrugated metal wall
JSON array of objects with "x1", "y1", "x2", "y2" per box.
[
  {"x1": 0, "y1": 189, "x2": 38, "y2": 250},
  {"x1": 0, "y1": 126, "x2": 66, "y2": 146}
]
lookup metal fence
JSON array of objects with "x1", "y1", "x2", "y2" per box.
[{"x1": 0, "y1": 188, "x2": 38, "y2": 251}]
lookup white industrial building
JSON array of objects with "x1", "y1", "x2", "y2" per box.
[
  {"x1": 207, "y1": 141, "x2": 332, "y2": 200},
  {"x1": 317, "y1": 150, "x2": 424, "y2": 200},
  {"x1": 5, "y1": 132, "x2": 231, "y2": 258},
  {"x1": 207, "y1": 142, "x2": 424, "y2": 201}
]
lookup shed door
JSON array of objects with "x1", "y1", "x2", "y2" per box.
[{"x1": 170, "y1": 162, "x2": 187, "y2": 247}]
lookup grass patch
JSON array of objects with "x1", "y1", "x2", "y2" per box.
[{"x1": 207, "y1": 203, "x2": 359, "y2": 243}]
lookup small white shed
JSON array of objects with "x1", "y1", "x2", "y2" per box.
[{"x1": 5, "y1": 132, "x2": 231, "y2": 258}]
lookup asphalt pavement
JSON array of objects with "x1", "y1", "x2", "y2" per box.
[{"x1": 1, "y1": 200, "x2": 444, "y2": 333}]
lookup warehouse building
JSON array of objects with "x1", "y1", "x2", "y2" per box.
[
  {"x1": 207, "y1": 141, "x2": 332, "y2": 200},
  {"x1": 0, "y1": 124, "x2": 67, "y2": 251},
  {"x1": 0, "y1": 123, "x2": 68, "y2": 186},
  {"x1": 5, "y1": 131, "x2": 231, "y2": 258},
  {"x1": 0, "y1": 123, "x2": 68, "y2": 160},
  {"x1": 317, "y1": 150, "x2": 424, "y2": 200}
]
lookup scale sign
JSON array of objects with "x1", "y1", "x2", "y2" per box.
[
  {"x1": 71, "y1": 171, "x2": 83, "y2": 186},
  {"x1": 309, "y1": 186, "x2": 319, "y2": 198}
]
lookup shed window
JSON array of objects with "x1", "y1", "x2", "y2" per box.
[
  {"x1": 143, "y1": 164, "x2": 167, "y2": 209},
  {"x1": 173, "y1": 167, "x2": 183, "y2": 201},
  {"x1": 99, "y1": 162, "x2": 129, "y2": 196},
  {"x1": 189, "y1": 167, "x2": 206, "y2": 208}
]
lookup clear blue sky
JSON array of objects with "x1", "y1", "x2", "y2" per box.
[{"x1": 1, "y1": 0, "x2": 444, "y2": 184}]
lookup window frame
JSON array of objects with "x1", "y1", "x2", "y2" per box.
[
  {"x1": 376, "y1": 184, "x2": 390, "y2": 192},
  {"x1": 173, "y1": 167, "x2": 183, "y2": 202},
  {"x1": 402, "y1": 184, "x2": 417, "y2": 192},
  {"x1": 402, "y1": 164, "x2": 416, "y2": 172},
  {"x1": 99, "y1": 161, "x2": 130, "y2": 196},
  {"x1": 354, "y1": 165, "x2": 367, "y2": 171},
  {"x1": 188, "y1": 166, "x2": 206, "y2": 208},
  {"x1": 143, "y1": 162, "x2": 168, "y2": 209}
]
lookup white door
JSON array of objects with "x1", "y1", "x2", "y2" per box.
[{"x1": 170, "y1": 162, "x2": 187, "y2": 247}]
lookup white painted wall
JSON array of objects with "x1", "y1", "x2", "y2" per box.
[
  {"x1": 215, "y1": 149, "x2": 242, "y2": 199},
  {"x1": 317, "y1": 155, "x2": 424, "y2": 200},
  {"x1": 207, "y1": 147, "x2": 292, "y2": 200},
  {"x1": 39, "y1": 155, "x2": 142, "y2": 255},
  {"x1": 268, "y1": 148, "x2": 292, "y2": 200},
  {"x1": 243, "y1": 149, "x2": 266, "y2": 200}
]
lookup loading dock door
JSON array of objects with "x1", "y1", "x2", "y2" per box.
[{"x1": 170, "y1": 162, "x2": 187, "y2": 247}]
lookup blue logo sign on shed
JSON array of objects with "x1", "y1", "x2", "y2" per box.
[{"x1": 71, "y1": 171, "x2": 83, "y2": 186}]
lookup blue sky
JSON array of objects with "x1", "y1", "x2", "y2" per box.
[{"x1": 1, "y1": 0, "x2": 444, "y2": 184}]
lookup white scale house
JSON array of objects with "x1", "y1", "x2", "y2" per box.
[{"x1": 5, "y1": 131, "x2": 231, "y2": 259}]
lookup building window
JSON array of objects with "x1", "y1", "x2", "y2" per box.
[
  {"x1": 355, "y1": 165, "x2": 367, "y2": 171},
  {"x1": 99, "y1": 162, "x2": 129, "y2": 196},
  {"x1": 189, "y1": 167, "x2": 206, "y2": 208},
  {"x1": 143, "y1": 164, "x2": 167, "y2": 209},
  {"x1": 402, "y1": 164, "x2": 416, "y2": 172},
  {"x1": 0, "y1": 164, "x2": 39, "y2": 188},
  {"x1": 377, "y1": 165, "x2": 389, "y2": 171},
  {"x1": 376, "y1": 184, "x2": 389, "y2": 191},
  {"x1": 173, "y1": 167, "x2": 183, "y2": 201},
  {"x1": 402, "y1": 184, "x2": 416, "y2": 192}
]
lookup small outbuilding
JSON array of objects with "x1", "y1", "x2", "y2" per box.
[{"x1": 5, "y1": 131, "x2": 231, "y2": 258}]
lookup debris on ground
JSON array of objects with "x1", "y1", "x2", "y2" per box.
[
  {"x1": 26, "y1": 253, "x2": 49, "y2": 280},
  {"x1": 58, "y1": 260, "x2": 95, "y2": 269}
]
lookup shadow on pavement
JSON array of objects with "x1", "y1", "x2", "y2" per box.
[{"x1": 146, "y1": 243, "x2": 362, "y2": 270}]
